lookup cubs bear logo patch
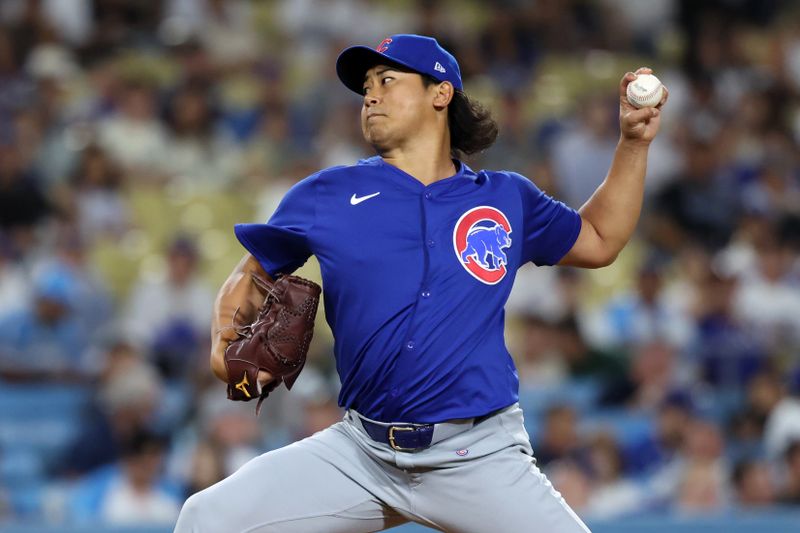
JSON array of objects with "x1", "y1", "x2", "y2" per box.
[{"x1": 453, "y1": 206, "x2": 512, "y2": 285}]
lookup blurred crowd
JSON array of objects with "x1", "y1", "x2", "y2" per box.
[{"x1": 1, "y1": 0, "x2": 800, "y2": 527}]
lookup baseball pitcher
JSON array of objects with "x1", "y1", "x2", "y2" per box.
[{"x1": 175, "y1": 34, "x2": 667, "y2": 533}]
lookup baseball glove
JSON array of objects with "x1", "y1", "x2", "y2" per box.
[{"x1": 223, "y1": 273, "x2": 321, "y2": 414}]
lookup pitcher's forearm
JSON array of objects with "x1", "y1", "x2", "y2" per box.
[
  {"x1": 578, "y1": 138, "x2": 649, "y2": 256},
  {"x1": 210, "y1": 254, "x2": 271, "y2": 381}
]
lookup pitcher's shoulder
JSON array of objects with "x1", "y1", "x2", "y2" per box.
[
  {"x1": 311, "y1": 157, "x2": 382, "y2": 183},
  {"x1": 473, "y1": 168, "x2": 535, "y2": 191}
]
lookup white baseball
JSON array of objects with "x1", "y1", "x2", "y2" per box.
[{"x1": 626, "y1": 73, "x2": 663, "y2": 109}]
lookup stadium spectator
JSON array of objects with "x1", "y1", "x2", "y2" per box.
[
  {"x1": 625, "y1": 390, "x2": 694, "y2": 476},
  {"x1": 514, "y1": 313, "x2": 568, "y2": 387},
  {"x1": 162, "y1": 80, "x2": 242, "y2": 191},
  {"x1": 691, "y1": 264, "x2": 765, "y2": 387},
  {"x1": 733, "y1": 233, "x2": 800, "y2": 353},
  {"x1": 584, "y1": 432, "x2": 643, "y2": 518},
  {"x1": 551, "y1": 95, "x2": 618, "y2": 208},
  {"x1": 68, "y1": 145, "x2": 129, "y2": 241},
  {"x1": 779, "y1": 441, "x2": 800, "y2": 504},
  {"x1": 674, "y1": 419, "x2": 728, "y2": 513},
  {"x1": 732, "y1": 459, "x2": 776, "y2": 507},
  {"x1": 762, "y1": 379, "x2": 800, "y2": 462},
  {"x1": 553, "y1": 314, "x2": 627, "y2": 382},
  {"x1": 480, "y1": 92, "x2": 537, "y2": 173},
  {"x1": 0, "y1": 28, "x2": 36, "y2": 125},
  {"x1": 600, "y1": 340, "x2": 681, "y2": 411},
  {"x1": 0, "y1": 232, "x2": 29, "y2": 315},
  {"x1": 0, "y1": 268, "x2": 90, "y2": 381},
  {"x1": 533, "y1": 404, "x2": 584, "y2": 467},
  {"x1": 476, "y1": 7, "x2": 537, "y2": 90},
  {"x1": 590, "y1": 258, "x2": 694, "y2": 351},
  {"x1": 547, "y1": 459, "x2": 593, "y2": 514},
  {"x1": 740, "y1": 158, "x2": 800, "y2": 219},
  {"x1": 124, "y1": 235, "x2": 213, "y2": 379},
  {"x1": 506, "y1": 264, "x2": 576, "y2": 324},
  {"x1": 32, "y1": 227, "x2": 113, "y2": 335},
  {"x1": 61, "y1": 339, "x2": 163, "y2": 477},
  {"x1": 190, "y1": 394, "x2": 262, "y2": 479},
  {"x1": 0, "y1": 141, "x2": 52, "y2": 250},
  {"x1": 650, "y1": 136, "x2": 740, "y2": 253},
  {"x1": 727, "y1": 407, "x2": 768, "y2": 463},
  {"x1": 676, "y1": 461, "x2": 726, "y2": 513},
  {"x1": 97, "y1": 81, "x2": 169, "y2": 178},
  {"x1": 68, "y1": 429, "x2": 181, "y2": 525}
]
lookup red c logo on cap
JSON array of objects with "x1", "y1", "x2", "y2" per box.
[{"x1": 376, "y1": 38, "x2": 392, "y2": 53}]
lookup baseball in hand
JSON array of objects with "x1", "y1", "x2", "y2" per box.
[{"x1": 626, "y1": 73, "x2": 664, "y2": 109}]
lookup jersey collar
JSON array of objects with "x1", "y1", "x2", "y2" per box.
[{"x1": 364, "y1": 156, "x2": 477, "y2": 188}]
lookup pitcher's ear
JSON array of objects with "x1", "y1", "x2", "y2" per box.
[{"x1": 432, "y1": 81, "x2": 454, "y2": 110}]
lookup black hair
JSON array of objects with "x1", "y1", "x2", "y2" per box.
[{"x1": 422, "y1": 74, "x2": 498, "y2": 159}]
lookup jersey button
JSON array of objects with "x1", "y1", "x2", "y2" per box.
[
  {"x1": 427, "y1": 239, "x2": 435, "y2": 247},
  {"x1": 390, "y1": 387, "x2": 399, "y2": 397},
  {"x1": 424, "y1": 191, "x2": 432, "y2": 200},
  {"x1": 421, "y1": 290, "x2": 431, "y2": 298},
  {"x1": 406, "y1": 341, "x2": 415, "y2": 350}
]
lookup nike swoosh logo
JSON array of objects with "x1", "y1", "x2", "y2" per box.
[{"x1": 350, "y1": 192, "x2": 381, "y2": 205}]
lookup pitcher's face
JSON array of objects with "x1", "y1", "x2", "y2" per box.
[{"x1": 361, "y1": 65, "x2": 435, "y2": 151}]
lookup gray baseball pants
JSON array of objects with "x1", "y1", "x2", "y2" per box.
[{"x1": 174, "y1": 403, "x2": 591, "y2": 532}]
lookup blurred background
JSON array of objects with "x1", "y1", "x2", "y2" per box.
[{"x1": 0, "y1": 0, "x2": 800, "y2": 532}]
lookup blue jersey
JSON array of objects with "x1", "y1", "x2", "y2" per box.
[{"x1": 235, "y1": 156, "x2": 581, "y2": 423}]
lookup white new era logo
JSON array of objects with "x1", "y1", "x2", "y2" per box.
[{"x1": 434, "y1": 62, "x2": 446, "y2": 74}]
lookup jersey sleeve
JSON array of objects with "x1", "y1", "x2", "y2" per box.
[
  {"x1": 234, "y1": 174, "x2": 317, "y2": 277},
  {"x1": 514, "y1": 172, "x2": 582, "y2": 266}
]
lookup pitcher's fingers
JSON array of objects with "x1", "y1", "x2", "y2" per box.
[
  {"x1": 656, "y1": 86, "x2": 669, "y2": 109},
  {"x1": 625, "y1": 106, "x2": 660, "y2": 124},
  {"x1": 620, "y1": 71, "x2": 637, "y2": 99},
  {"x1": 257, "y1": 370, "x2": 276, "y2": 386}
]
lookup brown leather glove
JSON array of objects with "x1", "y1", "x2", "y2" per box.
[{"x1": 223, "y1": 273, "x2": 321, "y2": 413}]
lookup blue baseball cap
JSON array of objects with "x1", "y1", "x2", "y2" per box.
[{"x1": 336, "y1": 34, "x2": 463, "y2": 95}]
